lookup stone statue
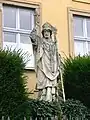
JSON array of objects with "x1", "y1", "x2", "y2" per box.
[{"x1": 30, "y1": 22, "x2": 60, "y2": 102}]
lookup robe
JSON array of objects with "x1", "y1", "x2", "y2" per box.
[{"x1": 35, "y1": 38, "x2": 59, "y2": 90}]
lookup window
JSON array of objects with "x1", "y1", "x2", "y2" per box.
[
  {"x1": 3, "y1": 5, "x2": 35, "y2": 69},
  {"x1": 73, "y1": 15, "x2": 90, "y2": 56}
]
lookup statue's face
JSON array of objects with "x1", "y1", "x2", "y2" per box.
[{"x1": 43, "y1": 29, "x2": 51, "y2": 39}]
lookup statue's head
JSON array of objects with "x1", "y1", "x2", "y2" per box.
[{"x1": 42, "y1": 22, "x2": 52, "y2": 39}]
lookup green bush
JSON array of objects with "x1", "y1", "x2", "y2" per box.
[
  {"x1": 0, "y1": 49, "x2": 29, "y2": 117},
  {"x1": 0, "y1": 49, "x2": 62, "y2": 120},
  {"x1": 14, "y1": 99, "x2": 61, "y2": 120},
  {"x1": 60, "y1": 99, "x2": 89, "y2": 120},
  {"x1": 63, "y1": 55, "x2": 90, "y2": 109},
  {"x1": 1, "y1": 49, "x2": 89, "y2": 119},
  {"x1": 14, "y1": 98, "x2": 90, "y2": 120}
]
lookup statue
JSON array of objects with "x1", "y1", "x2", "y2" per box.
[{"x1": 30, "y1": 22, "x2": 60, "y2": 102}]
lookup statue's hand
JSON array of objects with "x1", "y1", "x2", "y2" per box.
[
  {"x1": 30, "y1": 28, "x2": 41, "y2": 43},
  {"x1": 29, "y1": 28, "x2": 37, "y2": 42}
]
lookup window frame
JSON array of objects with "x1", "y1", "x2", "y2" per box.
[
  {"x1": 74, "y1": 16, "x2": 90, "y2": 55},
  {"x1": 3, "y1": 5, "x2": 34, "y2": 45},
  {"x1": 67, "y1": 7, "x2": 90, "y2": 56},
  {"x1": 0, "y1": 0, "x2": 41, "y2": 70}
]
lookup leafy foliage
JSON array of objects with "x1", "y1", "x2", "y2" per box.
[
  {"x1": 0, "y1": 49, "x2": 62, "y2": 119},
  {"x1": 10, "y1": 98, "x2": 90, "y2": 120},
  {"x1": 14, "y1": 99, "x2": 61, "y2": 120},
  {"x1": 61, "y1": 99, "x2": 90, "y2": 120},
  {"x1": 63, "y1": 55, "x2": 90, "y2": 109},
  {"x1": 0, "y1": 49, "x2": 29, "y2": 117},
  {"x1": 0, "y1": 49, "x2": 89, "y2": 120}
]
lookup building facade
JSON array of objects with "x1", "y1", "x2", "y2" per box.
[{"x1": 0, "y1": 0, "x2": 90, "y2": 97}]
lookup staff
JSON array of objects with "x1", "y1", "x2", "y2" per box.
[{"x1": 54, "y1": 30, "x2": 66, "y2": 102}]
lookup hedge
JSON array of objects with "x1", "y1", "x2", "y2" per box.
[
  {"x1": 61, "y1": 99, "x2": 89, "y2": 119},
  {"x1": 63, "y1": 55, "x2": 90, "y2": 109},
  {"x1": 0, "y1": 49, "x2": 61, "y2": 119},
  {"x1": 0, "y1": 49, "x2": 29, "y2": 118},
  {"x1": 0, "y1": 49, "x2": 89, "y2": 119}
]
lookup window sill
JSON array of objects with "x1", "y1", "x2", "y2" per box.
[
  {"x1": 25, "y1": 67, "x2": 35, "y2": 71},
  {"x1": 72, "y1": 0, "x2": 90, "y2": 4}
]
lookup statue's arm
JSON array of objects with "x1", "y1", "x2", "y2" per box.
[{"x1": 29, "y1": 28, "x2": 38, "y2": 45}]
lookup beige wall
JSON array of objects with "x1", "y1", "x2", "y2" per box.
[{"x1": 1, "y1": 0, "x2": 90, "y2": 97}]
